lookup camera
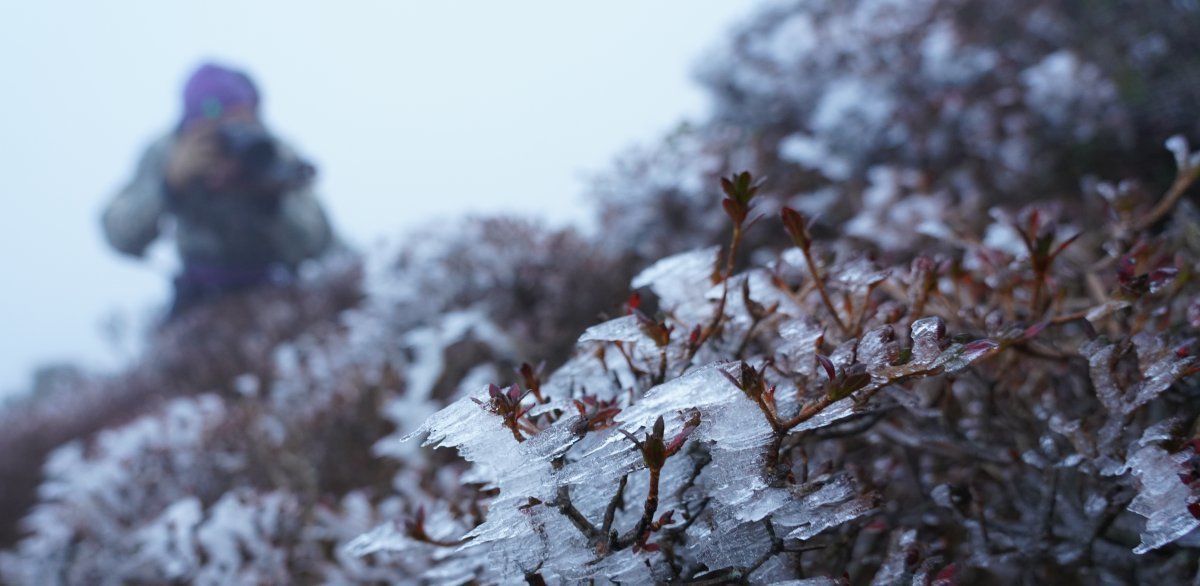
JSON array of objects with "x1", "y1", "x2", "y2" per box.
[{"x1": 216, "y1": 123, "x2": 315, "y2": 193}]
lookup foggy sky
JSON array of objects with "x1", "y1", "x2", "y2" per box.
[{"x1": 0, "y1": 2, "x2": 753, "y2": 397}]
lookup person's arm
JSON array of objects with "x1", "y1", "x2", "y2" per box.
[
  {"x1": 101, "y1": 137, "x2": 173, "y2": 257},
  {"x1": 272, "y1": 185, "x2": 335, "y2": 265},
  {"x1": 260, "y1": 139, "x2": 335, "y2": 265}
]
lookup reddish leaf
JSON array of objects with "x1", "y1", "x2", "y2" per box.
[
  {"x1": 722, "y1": 197, "x2": 747, "y2": 225},
  {"x1": 932, "y1": 563, "x2": 958, "y2": 586},
  {"x1": 816, "y1": 354, "x2": 836, "y2": 382},
  {"x1": 781, "y1": 206, "x2": 812, "y2": 249}
]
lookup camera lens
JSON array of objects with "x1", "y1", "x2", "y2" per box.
[{"x1": 217, "y1": 124, "x2": 277, "y2": 176}]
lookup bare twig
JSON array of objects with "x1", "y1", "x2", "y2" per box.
[
  {"x1": 554, "y1": 485, "x2": 599, "y2": 540},
  {"x1": 1132, "y1": 167, "x2": 1199, "y2": 232},
  {"x1": 800, "y1": 245, "x2": 849, "y2": 334},
  {"x1": 615, "y1": 466, "x2": 661, "y2": 549},
  {"x1": 601, "y1": 475, "x2": 628, "y2": 541}
]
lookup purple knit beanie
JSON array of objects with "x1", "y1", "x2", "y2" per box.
[{"x1": 180, "y1": 62, "x2": 260, "y2": 128}]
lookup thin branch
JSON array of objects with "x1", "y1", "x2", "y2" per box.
[
  {"x1": 778, "y1": 392, "x2": 840, "y2": 430},
  {"x1": 683, "y1": 520, "x2": 785, "y2": 584},
  {"x1": 850, "y1": 281, "x2": 881, "y2": 337},
  {"x1": 745, "y1": 519, "x2": 783, "y2": 577},
  {"x1": 674, "y1": 443, "x2": 713, "y2": 504},
  {"x1": 1132, "y1": 167, "x2": 1199, "y2": 232},
  {"x1": 735, "y1": 316, "x2": 764, "y2": 359},
  {"x1": 615, "y1": 467, "x2": 661, "y2": 549},
  {"x1": 601, "y1": 475, "x2": 628, "y2": 540},
  {"x1": 800, "y1": 245, "x2": 849, "y2": 333},
  {"x1": 554, "y1": 485, "x2": 599, "y2": 540}
]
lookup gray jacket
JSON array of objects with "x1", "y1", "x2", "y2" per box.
[{"x1": 102, "y1": 133, "x2": 334, "y2": 269}]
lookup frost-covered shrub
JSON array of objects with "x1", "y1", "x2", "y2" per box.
[
  {"x1": 390, "y1": 216, "x2": 635, "y2": 369},
  {"x1": 0, "y1": 260, "x2": 362, "y2": 547},
  {"x1": 362, "y1": 156, "x2": 1200, "y2": 582},
  {"x1": 594, "y1": 0, "x2": 1200, "y2": 263},
  {"x1": 0, "y1": 217, "x2": 628, "y2": 583},
  {"x1": 5, "y1": 1, "x2": 1200, "y2": 583}
]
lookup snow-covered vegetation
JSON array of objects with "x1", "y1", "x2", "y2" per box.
[{"x1": 5, "y1": 0, "x2": 1200, "y2": 583}]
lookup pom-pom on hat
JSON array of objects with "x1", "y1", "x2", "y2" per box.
[{"x1": 180, "y1": 62, "x2": 259, "y2": 129}]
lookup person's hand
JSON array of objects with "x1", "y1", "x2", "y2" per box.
[
  {"x1": 164, "y1": 123, "x2": 227, "y2": 192},
  {"x1": 166, "y1": 107, "x2": 265, "y2": 194}
]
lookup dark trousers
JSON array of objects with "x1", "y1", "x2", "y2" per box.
[{"x1": 167, "y1": 263, "x2": 290, "y2": 319}]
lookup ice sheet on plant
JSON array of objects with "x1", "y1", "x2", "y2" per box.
[
  {"x1": 1084, "y1": 335, "x2": 1196, "y2": 416},
  {"x1": 857, "y1": 325, "x2": 899, "y2": 372},
  {"x1": 402, "y1": 387, "x2": 499, "y2": 446},
  {"x1": 688, "y1": 519, "x2": 776, "y2": 571},
  {"x1": 579, "y1": 315, "x2": 650, "y2": 344},
  {"x1": 133, "y1": 497, "x2": 203, "y2": 579},
  {"x1": 192, "y1": 490, "x2": 296, "y2": 584},
  {"x1": 570, "y1": 363, "x2": 737, "y2": 467},
  {"x1": 792, "y1": 397, "x2": 858, "y2": 432},
  {"x1": 1131, "y1": 332, "x2": 1197, "y2": 408},
  {"x1": 777, "y1": 318, "x2": 824, "y2": 377},
  {"x1": 474, "y1": 508, "x2": 593, "y2": 581},
  {"x1": 541, "y1": 350, "x2": 624, "y2": 401},
  {"x1": 706, "y1": 269, "x2": 797, "y2": 322},
  {"x1": 1127, "y1": 443, "x2": 1200, "y2": 554},
  {"x1": 345, "y1": 522, "x2": 410, "y2": 557},
  {"x1": 833, "y1": 258, "x2": 890, "y2": 291},
  {"x1": 768, "y1": 579, "x2": 842, "y2": 586},
  {"x1": 870, "y1": 528, "x2": 918, "y2": 585},
  {"x1": 935, "y1": 339, "x2": 1000, "y2": 373},
  {"x1": 1137, "y1": 418, "x2": 1183, "y2": 448},
  {"x1": 702, "y1": 392, "x2": 776, "y2": 516},
  {"x1": 909, "y1": 316, "x2": 947, "y2": 366},
  {"x1": 778, "y1": 473, "x2": 875, "y2": 540},
  {"x1": 631, "y1": 246, "x2": 722, "y2": 321}
]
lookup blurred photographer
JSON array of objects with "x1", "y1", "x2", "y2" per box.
[{"x1": 102, "y1": 62, "x2": 335, "y2": 317}]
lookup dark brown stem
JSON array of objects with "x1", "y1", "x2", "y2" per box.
[
  {"x1": 601, "y1": 475, "x2": 628, "y2": 540},
  {"x1": 725, "y1": 225, "x2": 743, "y2": 281},
  {"x1": 616, "y1": 467, "x2": 661, "y2": 549},
  {"x1": 685, "y1": 289, "x2": 729, "y2": 368},
  {"x1": 747, "y1": 391, "x2": 792, "y2": 478},
  {"x1": 802, "y1": 407, "x2": 893, "y2": 441},
  {"x1": 800, "y1": 245, "x2": 848, "y2": 333},
  {"x1": 1086, "y1": 494, "x2": 1134, "y2": 564},
  {"x1": 753, "y1": 393, "x2": 781, "y2": 430},
  {"x1": 1132, "y1": 167, "x2": 1199, "y2": 232},
  {"x1": 685, "y1": 221, "x2": 749, "y2": 368},
  {"x1": 518, "y1": 419, "x2": 542, "y2": 436},
  {"x1": 1031, "y1": 269, "x2": 1047, "y2": 318},
  {"x1": 506, "y1": 420, "x2": 526, "y2": 443},
  {"x1": 1038, "y1": 469, "x2": 1059, "y2": 545},
  {"x1": 524, "y1": 571, "x2": 548, "y2": 586},
  {"x1": 612, "y1": 341, "x2": 646, "y2": 378},
  {"x1": 778, "y1": 392, "x2": 839, "y2": 431},
  {"x1": 735, "y1": 316, "x2": 763, "y2": 359},
  {"x1": 764, "y1": 433, "x2": 784, "y2": 474},
  {"x1": 910, "y1": 284, "x2": 931, "y2": 324},
  {"x1": 530, "y1": 387, "x2": 547, "y2": 405},
  {"x1": 554, "y1": 485, "x2": 598, "y2": 540},
  {"x1": 745, "y1": 519, "x2": 783, "y2": 576},
  {"x1": 850, "y1": 282, "x2": 880, "y2": 336},
  {"x1": 974, "y1": 484, "x2": 992, "y2": 547},
  {"x1": 674, "y1": 443, "x2": 712, "y2": 504},
  {"x1": 684, "y1": 520, "x2": 784, "y2": 584},
  {"x1": 414, "y1": 534, "x2": 466, "y2": 548},
  {"x1": 1012, "y1": 341, "x2": 1073, "y2": 362},
  {"x1": 1048, "y1": 306, "x2": 1093, "y2": 325},
  {"x1": 674, "y1": 498, "x2": 710, "y2": 535}
]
